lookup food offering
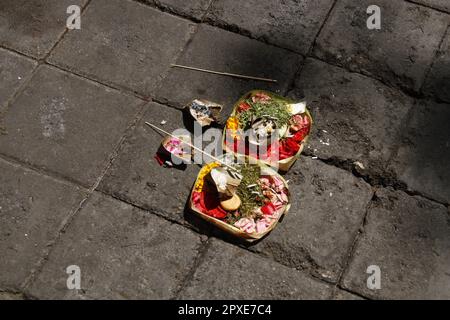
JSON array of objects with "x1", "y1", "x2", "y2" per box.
[
  {"x1": 188, "y1": 99, "x2": 223, "y2": 127},
  {"x1": 189, "y1": 156, "x2": 290, "y2": 241},
  {"x1": 155, "y1": 135, "x2": 192, "y2": 167},
  {"x1": 224, "y1": 90, "x2": 312, "y2": 172}
]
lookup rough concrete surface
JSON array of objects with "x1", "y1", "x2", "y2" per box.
[{"x1": 0, "y1": 0, "x2": 448, "y2": 300}]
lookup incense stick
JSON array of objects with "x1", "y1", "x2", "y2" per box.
[
  {"x1": 145, "y1": 122, "x2": 238, "y2": 172},
  {"x1": 171, "y1": 64, "x2": 278, "y2": 83}
]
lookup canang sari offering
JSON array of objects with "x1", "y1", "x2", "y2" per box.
[
  {"x1": 223, "y1": 90, "x2": 313, "y2": 172},
  {"x1": 189, "y1": 156, "x2": 290, "y2": 241}
]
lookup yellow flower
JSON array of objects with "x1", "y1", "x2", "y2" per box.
[
  {"x1": 226, "y1": 117, "x2": 242, "y2": 140},
  {"x1": 226, "y1": 117, "x2": 239, "y2": 130}
]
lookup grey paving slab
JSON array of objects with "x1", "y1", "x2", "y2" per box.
[
  {"x1": 333, "y1": 289, "x2": 364, "y2": 300},
  {"x1": 0, "y1": 0, "x2": 87, "y2": 58},
  {"x1": 0, "y1": 65, "x2": 143, "y2": 187},
  {"x1": 389, "y1": 99, "x2": 450, "y2": 204},
  {"x1": 143, "y1": 0, "x2": 212, "y2": 20},
  {"x1": 0, "y1": 292, "x2": 24, "y2": 300},
  {"x1": 180, "y1": 238, "x2": 333, "y2": 299},
  {"x1": 410, "y1": 0, "x2": 450, "y2": 13},
  {"x1": 289, "y1": 58, "x2": 414, "y2": 180},
  {"x1": 342, "y1": 188, "x2": 450, "y2": 299},
  {"x1": 0, "y1": 159, "x2": 85, "y2": 291},
  {"x1": 48, "y1": 0, "x2": 195, "y2": 96},
  {"x1": 0, "y1": 48, "x2": 37, "y2": 109},
  {"x1": 97, "y1": 102, "x2": 203, "y2": 225},
  {"x1": 314, "y1": 0, "x2": 449, "y2": 92},
  {"x1": 26, "y1": 192, "x2": 202, "y2": 299},
  {"x1": 252, "y1": 157, "x2": 373, "y2": 282},
  {"x1": 423, "y1": 28, "x2": 450, "y2": 103},
  {"x1": 155, "y1": 24, "x2": 302, "y2": 115},
  {"x1": 204, "y1": 0, "x2": 335, "y2": 55}
]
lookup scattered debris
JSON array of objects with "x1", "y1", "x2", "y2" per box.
[{"x1": 353, "y1": 161, "x2": 366, "y2": 170}]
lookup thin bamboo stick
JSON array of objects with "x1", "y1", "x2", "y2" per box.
[
  {"x1": 171, "y1": 64, "x2": 278, "y2": 83},
  {"x1": 145, "y1": 122, "x2": 238, "y2": 172}
]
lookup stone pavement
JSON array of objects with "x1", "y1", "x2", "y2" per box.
[{"x1": 0, "y1": 0, "x2": 449, "y2": 300}]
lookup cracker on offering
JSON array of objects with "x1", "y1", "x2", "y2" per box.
[
  {"x1": 189, "y1": 156, "x2": 290, "y2": 242},
  {"x1": 223, "y1": 90, "x2": 313, "y2": 172}
]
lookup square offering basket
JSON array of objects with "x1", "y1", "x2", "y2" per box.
[
  {"x1": 189, "y1": 159, "x2": 291, "y2": 242},
  {"x1": 222, "y1": 90, "x2": 313, "y2": 173}
]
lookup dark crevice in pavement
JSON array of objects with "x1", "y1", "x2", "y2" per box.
[
  {"x1": 132, "y1": 0, "x2": 203, "y2": 23},
  {"x1": 45, "y1": 61, "x2": 149, "y2": 101},
  {"x1": 95, "y1": 188, "x2": 206, "y2": 234},
  {"x1": 152, "y1": 23, "x2": 200, "y2": 100},
  {"x1": 335, "y1": 286, "x2": 370, "y2": 300},
  {"x1": 309, "y1": 54, "x2": 431, "y2": 102},
  {"x1": 285, "y1": 0, "x2": 338, "y2": 98},
  {"x1": 331, "y1": 191, "x2": 377, "y2": 300},
  {"x1": 420, "y1": 24, "x2": 450, "y2": 93},
  {"x1": 0, "y1": 153, "x2": 91, "y2": 192},
  {"x1": 0, "y1": 289, "x2": 31, "y2": 300},
  {"x1": 40, "y1": 0, "x2": 93, "y2": 63},
  {"x1": 172, "y1": 238, "x2": 211, "y2": 299},
  {"x1": 406, "y1": 0, "x2": 450, "y2": 15},
  {"x1": 303, "y1": 151, "x2": 449, "y2": 207},
  {"x1": 307, "y1": 0, "x2": 338, "y2": 56},
  {"x1": 200, "y1": 0, "x2": 216, "y2": 23},
  {"x1": 0, "y1": 56, "x2": 39, "y2": 128}
]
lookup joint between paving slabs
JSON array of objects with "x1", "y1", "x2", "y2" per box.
[
  {"x1": 284, "y1": 0, "x2": 338, "y2": 96},
  {"x1": 406, "y1": 0, "x2": 450, "y2": 15},
  {"x1": 20, "y1": 100, "x2": 149, "y2": 291},
  {"x1": 132, "y1": 0, "x2": 202, "y2": 23},
  {"x1": 201, "y1": 0, "x2": 216, "y2": 23},
  {"x1": 95, "y1": 188, "x2": 207, "y2": 235},
  {"x1": 172, "y1": 237, "x2": 211, "y2": 299},
  {"x1": 152, "y1": 23, "x2": 200, "y2": 98},
  {"x1": 419, "y1": 24, "x2": 450, "y2": 94},
  {"x1": 41, "y1": 0, "x2": 93, "y2": 64},
  {"x1": 330, "y1": 190, "x2": 377, "y2": 300},
  {"x1": 0, "y1": 289, "x2": 32, "y2": 300},
  {"x1": 303, "y1": 150, "x2": 449, "y2": 208}
]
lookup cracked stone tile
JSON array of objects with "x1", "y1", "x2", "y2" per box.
[
  {"x1": 142, "y1": 0, "x2": 212, "y2": 20},
  {"x1": 314, "y1": 0, "x2": 449, "y2": 92},
  {"x1": 48, "y1": 0, "x2": 195, "y2": 96},
  {"x1": 0, "y1": 48, "x2": 37, "y2": 110},
  {"x1": 289, "y1": 58, "x2": 414, "y2": 180},
  {"x1": 0, "y1": 0, "x2": 87, "y2": 58},
  {"x1": 410, "y1": 0, "x2": 450, "y2": 13},
  {"x1": 389, "y1": 99, "x2": 450, "y2": 204},
  {"x1": 251, "y1": 157, "x2": 373, "y2": 283},
  {"x1": 205, "y1": 0, "x2": 335, "y2": 55},
  {"x1": 26, "y1": 192, "x2": 202, "y2": 299},
  {"x1": 342, "y1": 188, "x2": 450, "y2": 299},
  {"x1": 97, "y1": 102, "x2": 205, "y2": 226},
  {"x1": 0, "y1": 159, "x2": 85, "y2": 291},
  {"x1": 155, "y1": 24, "x2": 302, "y2": 116},
  {"x1": 423, "y1": 29, "x2": 450, "y2": 103},
  {"x1": 0, "y1": 65, "x2": 143, "y2": 187},
  {"x1": 180, "y1": 238, "x2": 333, "y2": 299}
]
